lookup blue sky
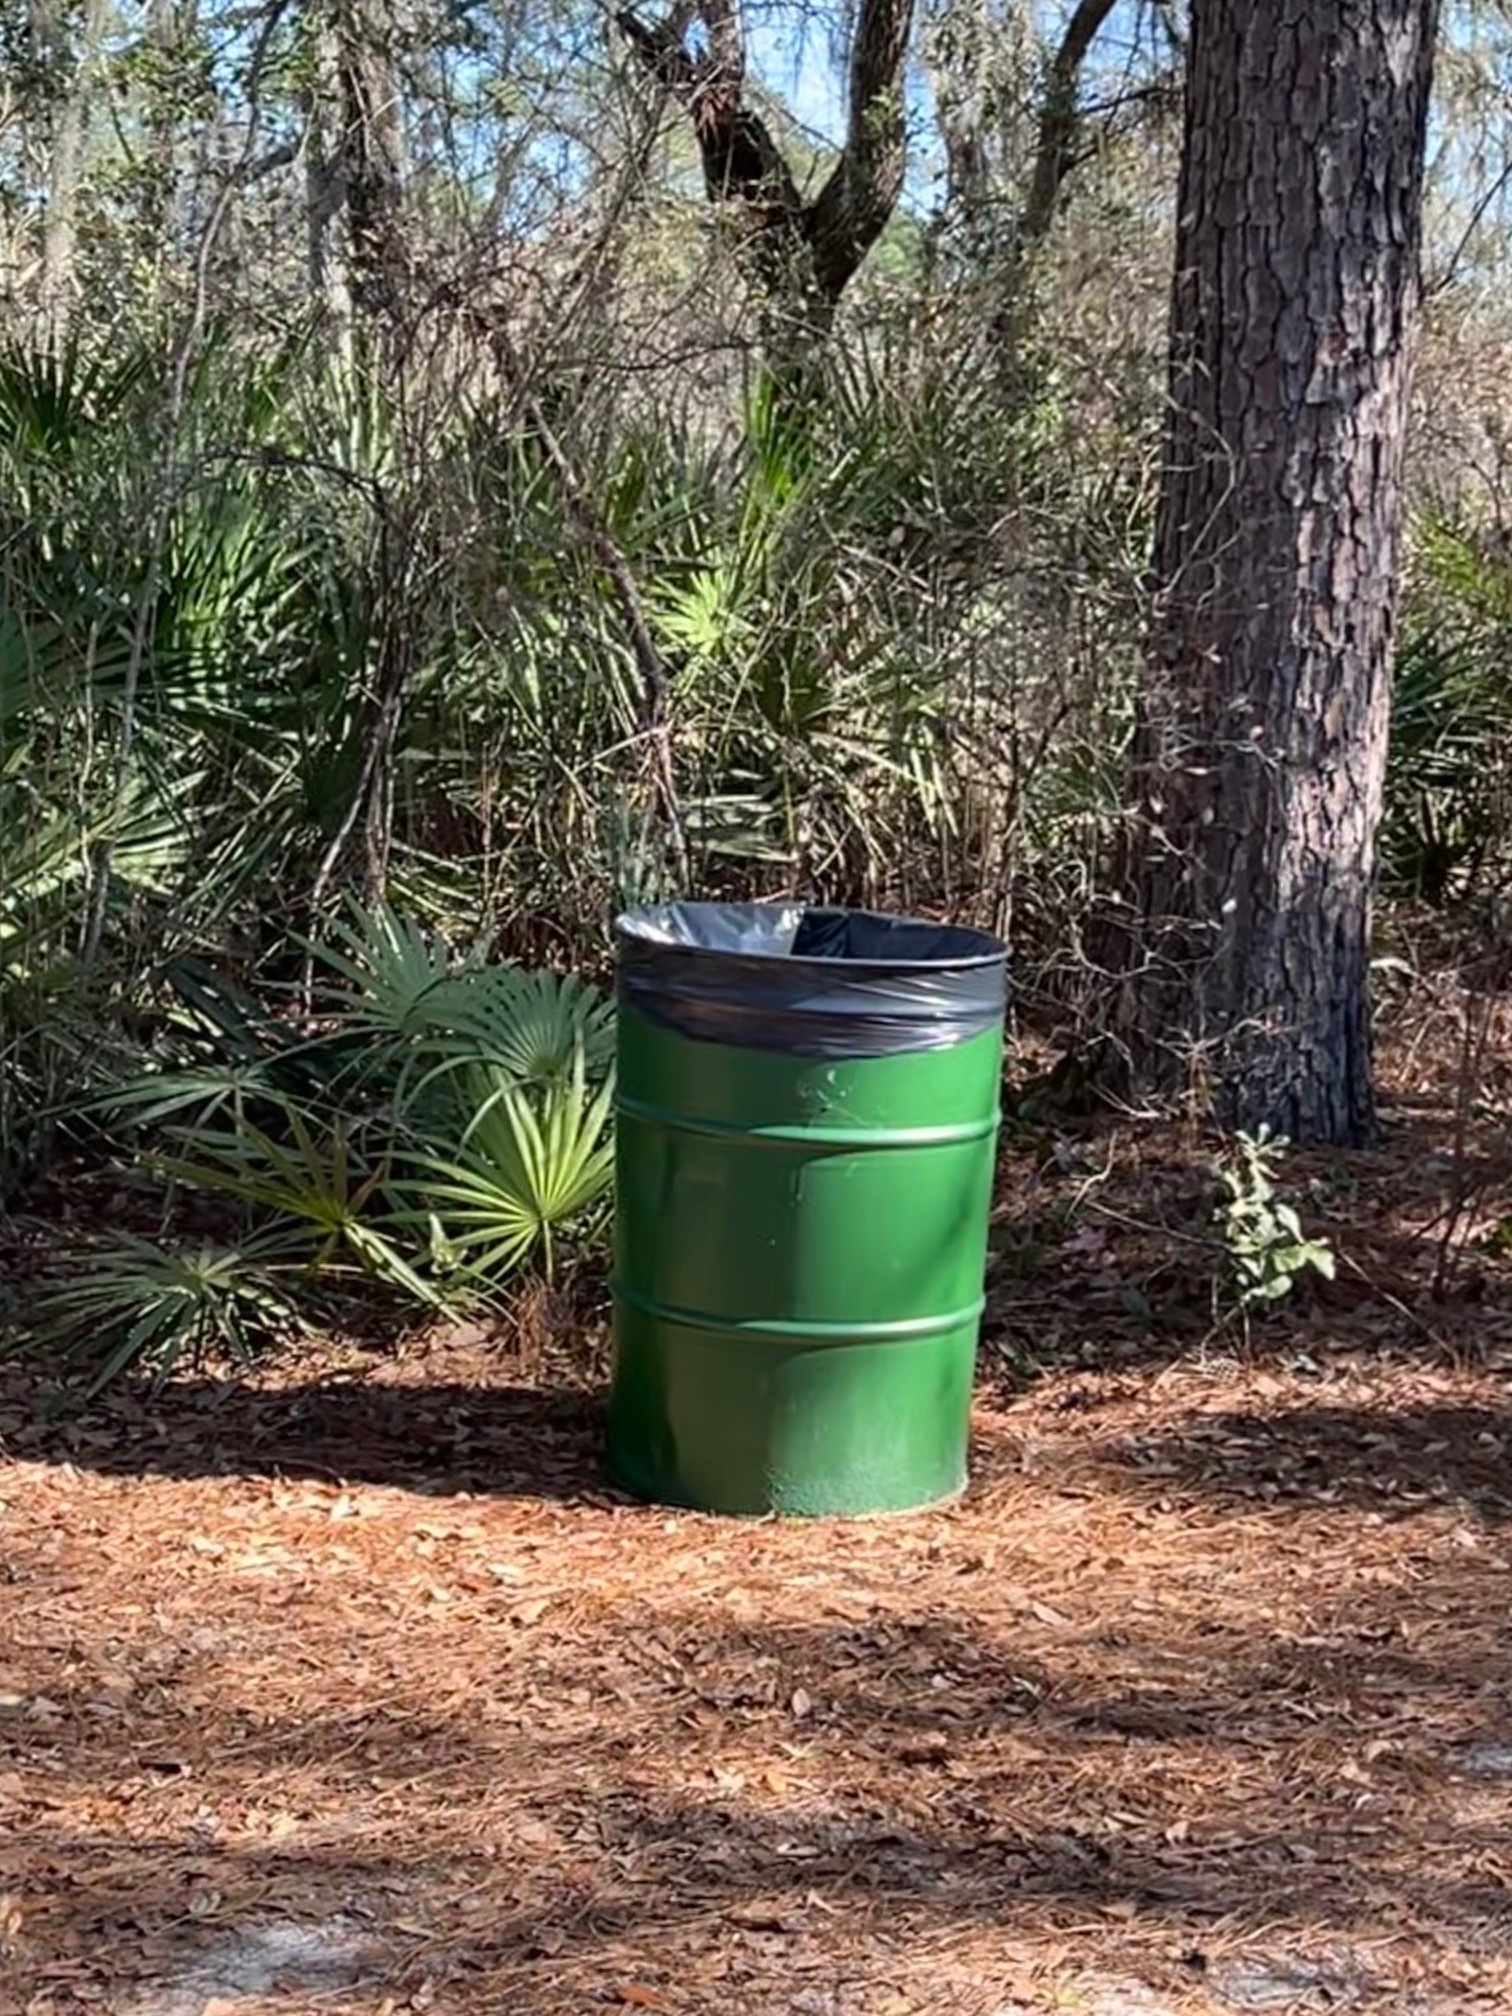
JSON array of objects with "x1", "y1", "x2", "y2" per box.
[
  {"x1": 746, "y1": 0, "x2": 1158, "y2": 191},
  {"x1": 744, "y1": 0, "x2": 1512, "y2": 256},
  {"x1": 748, "y1": 11, "x2": 847, "y2": 144}
]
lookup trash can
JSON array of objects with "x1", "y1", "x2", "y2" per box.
[{"x1": 607, "y1": 902, "x2": 1007, "y2": 1516}]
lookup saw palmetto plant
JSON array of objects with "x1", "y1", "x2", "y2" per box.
[{"x1": 25, "y1": 896, "x2": 618, "y2": 1383}]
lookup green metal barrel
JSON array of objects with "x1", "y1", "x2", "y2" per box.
[{"x1": 607, "y1": 903, "x2": 1006, "y2": 1516}]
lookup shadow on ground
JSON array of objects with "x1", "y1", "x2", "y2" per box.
[
  {"x1": 0, "y1": 1371, "x2": 607, "y2": 1499},
  {"x1": 1099, "y1": 1399, "x2": 1512, "y2": 1522},
  {"x1": 8, "y1": 1361, "x2": 1512, "y2": 1526},
  {"x1": 7, "y1": 1343, "x2": 1512, "y2": 2011},
  {"x1": 13, "y1": 1592, "x2": 1512, "y2": 2014}
]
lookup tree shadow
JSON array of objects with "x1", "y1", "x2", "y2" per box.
[
  {"x1": 0, "y1": 1370, "x2": 609, "y2": 1500},
  {"x1": 0, "y1": 1369, "x2": 1052, "y2": 1507},
  {"x1": 1095, "y1": 1399, "x2": 1512, "y2": 1522},
  {"x1": 12, "y1": 1598, "x2": 1512, "y2": 2013}
]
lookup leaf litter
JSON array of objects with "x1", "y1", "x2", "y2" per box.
[{"x1": 4, "y1": 1033, "x2": 1512, "y2": 2016}]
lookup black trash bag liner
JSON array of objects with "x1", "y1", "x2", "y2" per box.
[{"x1": 616, "y1": 902, "x2": 1006, "y2": 1057}]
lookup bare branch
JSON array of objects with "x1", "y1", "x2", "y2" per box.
[
  {"x1": 1428, "y1": 154, "x2": 1512, "y2": 297},
  {"x1": 805, "y1": 0, "x2": 915, "y2": 302},
  {"x1": 471, "y1": 310, "x2": 687, "y2": 875},
  {"x1": 1020, "y1": 0, "x2": 1120, "y2": 255},
  {"x1": 702, "y1": 0, "x2": 744, "y2": 95},
  {"x1": 238, "y1": 139, "x2": 299, "y2": 186},
  {"x1": 616, "y1": 3, "x2": 801, "y2": 218},
  {"x1": 616, "y1": 0, "x2": 915, "y2": 325}
]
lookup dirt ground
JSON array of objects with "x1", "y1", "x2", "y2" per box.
[{"x1": 4, "y1": 1014, "x2": 1512, "y2": 2016}]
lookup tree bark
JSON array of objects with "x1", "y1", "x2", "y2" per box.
[
  {"x1": 303, "y1": 8, "x2": 354, "y2": 337},
  {"x1": 35, "y1": 0, "x2": 110, "y2": 332},
  {"x1": 331, "y1": 0, "x2": 406, "y2": 319},
  {"x1": 301, "y1": 0, "x2": 406, "y2": 333},
  {"x1": 805, "y1": 0, "x2": 913, "y2": 303},
  {"x1": 1107, "y1": 0, "x2": 1440, "y2": 1145},
  {"x1": 616, "y1": 0, "x2": 913, "y2": 345},
  {"x1": 1018, "y1": 0, "x2": 1120, "y2": 257},
  {"x1": 140, "y1": 0, "x2": 192, "y2": 264}
]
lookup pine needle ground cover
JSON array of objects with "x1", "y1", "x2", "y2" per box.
[{"x1": 3, "y1": 1026, "x2": 1512, "y2": 2016}]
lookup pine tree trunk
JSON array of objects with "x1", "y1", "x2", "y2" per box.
[
  {"x1": 1110, "y1": 0, "x2": 1440, "y2": 1145},
  {"x1": 331, "y1": 0, "x2": 406, "y2": 320},
  {"x1": 36, "y1": 0, "x2": 109, "y2": 332},
  {"x1": 303, "y1": 11, "x2": 354, "y2": 339}
]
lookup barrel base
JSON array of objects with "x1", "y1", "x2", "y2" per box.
[
  {"x1": 607, "y1": 1302, "x2": 977, "y2": 1517},
  {"x1": 606, "y1": 1453, "x2": 969, "y2": 1522}
]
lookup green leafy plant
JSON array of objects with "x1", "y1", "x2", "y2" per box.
[
  {"x1": 313, "y1": 899, "x2": 459, "y2": 1039},
  {"x1": 32, "y1": 903, "x2": 619, "y2": 1383},
  {"x1": 1216, "y1": 1127, "x2": 1336, "y2": 1311},
  {"x1": 152, "y1": 1093, "x2": 445, "y2": 1309},
  {"x1": 1388, "y1": 516, "x2": 1512, "y2": 905},
  {"x1": 428, "y1": 967, "x2": 617, "y2": 1088},
  {"x1": 24, "y1": 1229, "x2": 308, "y2": 1393},
  {"x1": 402, "y1": 1055, "x2": 616, "y2": 1285},
  {"x1": 156, "y1": 915, "x2": 618, "y2": 1298}
]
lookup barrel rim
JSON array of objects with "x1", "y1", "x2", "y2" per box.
[{"x1": 615, "y1": 900, "x2": 1005, "y2": 971}]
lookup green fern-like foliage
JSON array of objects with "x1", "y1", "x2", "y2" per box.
[
  {"x1": 25, "y1": 1229, "x2": 308, "y2": 1393},
  {"x1": 33, "y1": 901, "x2": 618, "y2": 1385},
  {"x1": 400, "y1": 1056, "x2": 616, "y2": 1286}
]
